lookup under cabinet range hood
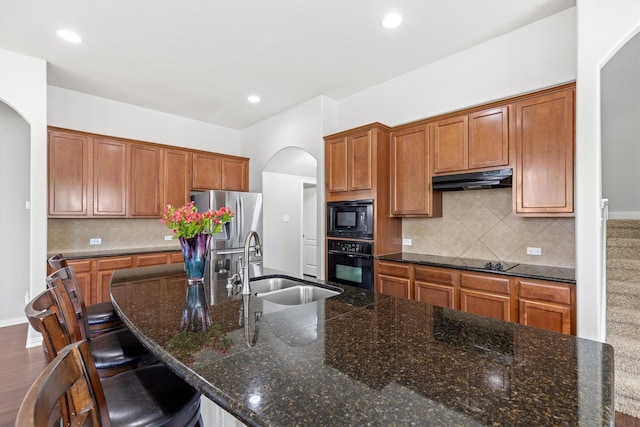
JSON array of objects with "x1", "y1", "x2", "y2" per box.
[{"x1": 432, "y1": 168, "x2": 513, "y2": 191}]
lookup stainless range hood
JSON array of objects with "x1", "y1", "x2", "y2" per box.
[{"x1": 432, "y1": 168, "x2": 512, "y2": 191}]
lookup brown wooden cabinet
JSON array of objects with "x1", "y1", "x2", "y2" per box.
[
  {"x1": 390, "y1": 124, "x2": 442, "y2": 217},
  {"x1": 163, "y1": 149, "x2": 191, "y2": 209},
  {"x1": 414, "y1": 265, "x2": 457, "y2": 308},
  {"x1": 468, "y1": 106, "x2": 510, "y2": 170},
  {"x1": 376, "y1": 261, "x2": 412, "y2": 299},
  {"x1": 325, "y1": 131, "x2": 375, "y2": 195},
  {"x1": 93, "y1": 138, "x2": 128, "y2": 216},
  {"x1": 192, "y1": 152, "x2": 222, "y2": 190},
  {"x1": 324, "y1": 123, "x2": 390, "y2": 201},
  {"x1": 374, "y1": 259, "x2": 573, "y2": 334},
  {"x1": 433, "y1": 106, "x2": 509, "y2": 175},
  {"x1": 48, "y1": 130, "x2": 91, "y2": 216},
  {"x1": 48, "y1": 127, "x2": 249, "y2": 217},
  {"x1": 221, "y1": 156, "x2": 248, "y2": 191},
  {"x1": 192, "y1": 152, "x2": 249, "y2": 192},
  {"x1": 129, "y1": 143, "x2": 163, "y2": 216},
  {"x1": 459, "y1": 271, "x2": 515, "y2": 322},
  {"x1": 517, "y1": 277, "x2": 575, "y2": 335},
  {"x1": 58, "y1": 251, "x2": 183, "y2": 305},
  {"x1": 515, "y1": 88, "x2": 575, "y2": 216}
]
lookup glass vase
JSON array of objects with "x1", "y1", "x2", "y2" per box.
[
  {"x1": 179, "y1": 233, "x2": 213, "y2": 332},
  {"x1": 180, "y1": 280, "x2": 212, "y2": 332},
  {"x1": 179, "y1": 234, "x2": 212, "y2": 284}
]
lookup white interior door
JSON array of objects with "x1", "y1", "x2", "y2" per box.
[{"x1": 303, "y1": 185, "x2": 317, "y2": 277}]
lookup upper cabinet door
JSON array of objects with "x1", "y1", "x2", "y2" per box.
[
  {"x1": 192, "y1": 152, "x2": 222, "y2": 190},
  {"x1": 129, "y1": 143, "x2": 163, "y2": 216},
  {"x1": 163, "y1": 149, "x2": 191, "y2": 209},
  {"x1": 326, "y1": 136, "x2": 348, "y2": 193},
  {"x1": 48, "y1": 130, "x2": 91, "y2": 216},
  {"x1": 390, "y1": 125, "x2": 440, "y2": 216},
  {"x1": 348, "y1": 131, "x2": 373, "y2": 191},
  {"x1": 433, "y1": 115, "x2": 468, "y2": 174},
  {"x1": 93, "y1": 138, "x2": 128, "y2": 216},
  {"x1": 468, "y1": 106, "x2": 509, "y2": 169},
  {"x1": 515, "y1": 89, "x2": 575, "y2": 215},
  {"x1": 221, "y1": 157, "x2": 249, "y2": 191}
]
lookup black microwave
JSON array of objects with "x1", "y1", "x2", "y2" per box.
[{"x1": 327, "y1": 200, "x2": 373, "y2": 239}]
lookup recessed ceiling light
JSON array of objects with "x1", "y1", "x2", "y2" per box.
[
  {"x1": 381, "y1": 13, "x2": 402, "y2": 29},
  {"x1": 57, "y1": 29, "x2": 82, "y2": 44},
  {"x1": 248, "y1": 95, "x2": 261, "y2": 103}
]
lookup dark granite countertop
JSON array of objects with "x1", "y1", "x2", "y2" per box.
[
  {"x1": 110, "y1": 265, "x2": 611, "y2": 426},
  {"x1": 377, "y1": 252, "x2": 576, "y2": 284},
  {"x1": 48, "y1": 246, "x2": 181, "y2": 260}
]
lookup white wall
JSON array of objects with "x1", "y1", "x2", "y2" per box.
[
  {"x1": 601, "y1": 33, "x2": 640, "y2": 218},
  {"x1": 0, "y1": 103, "x2": 31, "y2": 325},
  {"x1": 241, "y1": 97, "x2": 324, "y2": 192},
  {"x1": 576, "y1": 0, "x2": 640, "y2": 341},
  {"x1": 336, "y1": 8, "x2": 577, "y2": 130},
  {"x1": 242, "y1": 97, "x2": 327, "y2": 277},
  {"x1": 263, "y1": 172, "x2": 315, "y2": 275},
  {"x1": 48, "y1": 86, "x2": 241, "y2": 155},
  {"x1": 0, "y1": 48, "x2": 47, "y2": 337}
]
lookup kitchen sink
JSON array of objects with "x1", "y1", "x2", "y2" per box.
[
  {"x1": 256, "y1": 285, "x2": 341, "y2": 305},
  {"x1": 249, "y1": 277, "x2": 303, "y2": 294}
]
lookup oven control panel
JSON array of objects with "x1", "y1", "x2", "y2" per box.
[{"x1": 327, "y1": 240, "x2": 373, "y2": 255}]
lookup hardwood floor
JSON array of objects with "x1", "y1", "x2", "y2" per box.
[
  {"x1": 0, "y1": 323, "x2": 47, "y2": 427},
  {"x1": 1, "y1": 322, "x2": 640, "y2": 426}
]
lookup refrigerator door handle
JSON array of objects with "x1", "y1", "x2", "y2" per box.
[{"x1": 238, "y1": 196, "x2": 245, "y2": 243}]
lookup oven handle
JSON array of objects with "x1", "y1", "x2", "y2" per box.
[{"x1": 327, "y1": 251, "x2": 373, "y2": 259}]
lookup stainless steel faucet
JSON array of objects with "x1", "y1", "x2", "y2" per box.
[{"x1": 241, "y1": 231, "x2": 262, "y2": 295}]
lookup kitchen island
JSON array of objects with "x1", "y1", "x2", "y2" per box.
[{"x1": 110, "y1": 264, "x2": 613, "y2": 426}]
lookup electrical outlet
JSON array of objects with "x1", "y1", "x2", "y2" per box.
[
  {"x1": 89, "y1": 238, "x2": 102, "y2": 245},
  {"x1": 164, "y1": 235, "x2": 174, "y2": 241},
  {"x1": 402, "y1": 238, "x2": 412, "y2": 246},
  {"x1": 24, "y1": 291, "x2": 30, "y2": 304},
  {"x1": 282, "y1": 214, "x2": 290, "y2": 222},
  {"x1": 526, "y1": 247, "x2": 542, "y2": 256}
]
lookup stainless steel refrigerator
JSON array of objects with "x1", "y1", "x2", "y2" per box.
[{"x1": 191, "y1": 190, "x2": 263, "y2": 290}]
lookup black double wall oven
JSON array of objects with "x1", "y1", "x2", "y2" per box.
[{"x1": 327, "y1": 200, "x2": 374, "y2": 291}]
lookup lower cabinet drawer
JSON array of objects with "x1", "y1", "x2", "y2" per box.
[
  {"x1": 136, "y1": 253, "x2": 169, "y2": 267},
  {"x1": 378, "y1": 261, "x2": 411, "y2": 278},
  {"x1": 460, "y1": 272, "x2": 510, "y2": 294},
  {"x1": 97, "y1": 256, "x2": 133, "y2": 271}
]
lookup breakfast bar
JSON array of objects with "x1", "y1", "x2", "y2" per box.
[{"x1": 110, "y1": 264, "x2": 614, "y2": 426}]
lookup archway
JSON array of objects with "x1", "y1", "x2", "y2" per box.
[{"x1": 262, "y1": 147, "x2": 318, "y2": 277}]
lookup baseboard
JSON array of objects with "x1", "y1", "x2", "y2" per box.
[{"x1": 0, "y1": 317, "x2": 28, "y2": 328}]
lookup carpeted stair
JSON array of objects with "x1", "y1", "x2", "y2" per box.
[{"x1": 607, "y1": 219, "x2": 640, "y2": 418}]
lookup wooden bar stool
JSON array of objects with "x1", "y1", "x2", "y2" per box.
[
  {"x1": 16, "y1": 338, "x2": 202, "y2": 426},
  {"x1": 27, "y1": 282, "x2": 155, "y2": 377},
  {"x1": 47, "y1": 254, "x2": 124, "y2": 337}
]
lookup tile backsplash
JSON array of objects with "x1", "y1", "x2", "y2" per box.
[
  {"x1": 49, "y1": 188, "x2": 575, "y2": 268},
  {"x1": 48, "y1": 218, "x2": 180, "y2": 253},
  {"x1": 402, "y1": 188, "x2": 575, "y2": 268}
]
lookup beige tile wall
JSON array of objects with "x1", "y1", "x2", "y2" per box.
[
  {"x1": 48, "y1": 218, "x2": 180, "y2": 253},
  {"x1": 402, "y1": 188, "x2": 575, "y2": 268}
]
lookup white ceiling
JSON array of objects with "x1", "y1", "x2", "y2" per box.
[{"x1": 0, "y1": 0, "x2": 575, "y2": 129}]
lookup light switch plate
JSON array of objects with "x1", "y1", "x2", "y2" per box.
[
  {"x1": 526, "y1": 247, "x2": 542, "y2": 255},
  {"x1": 402, "y1": 238, "x2": 412, "y2": 246}
]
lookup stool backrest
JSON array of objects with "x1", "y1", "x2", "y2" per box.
[
  {"x1": 16, "y1": 340, "x2": 110, "y2": 426},
  {"x1": 46, "y1": 267, "x2": 91, "y2": 341},
  {"x1": 25, "y1": 288, "x2": 73, "y2": 360},
  {"x1": 47, "y1": 253, "x2": 69, "y2": 270}
]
